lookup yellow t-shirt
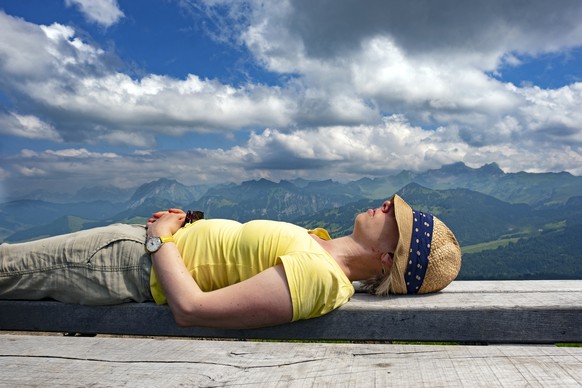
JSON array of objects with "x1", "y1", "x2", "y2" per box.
[{"x1": 149, "y1": 219, "x2": 354, "y2": 321}]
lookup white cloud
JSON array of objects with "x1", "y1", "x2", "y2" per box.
[
  {"x1": 2, "y1": 1, "x2": 582, "y2": 199},
  {"x1": 0, "y1": 11, "x2": 108, "y2": 82},
  {"x1": 15, "y1": 166, "x2": 47, "y2": 177},
  {"x1": 0, "y1": 11, "x2": 296, "y2": 146},
  {"x1": 0, "y1": 13, "x2": 55, "y2": 78},
  {"x1": 250, "y1": 0, "x2": 582, "y2": 63},
  {"x1": 0, "y1": 113, "x2": 62, "y2": 141},
  {"x1": 64, "y1": 0, "x2": 124, "y2": 28},
  {"x1": 350, "y1": 36, "x2": 521, "y2": 118},
  {"x1": 44, "y1": 148, "x2": 118, "y2": 158},
  {"x1": 16, "y1": 148, "x2": 119, "y2": 160},
  {"x1": 4, "y1": 4, "x2": 580, "y2": 149},
  {"x1": 5, "y1": 115, "x2": 580, "y2": 197},
  {"x1": 3, "y1": 114, "x2": 582, "y2": 200},
  {"x1": 515, "y1": 83, "x2": 582, "y2": 144},
  {"x1": 232, "y1": 116, "x2": 469, "y2": 177}
]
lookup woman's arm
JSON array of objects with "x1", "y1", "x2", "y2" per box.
[{"x1": 147, "y1": 210, "x2": 293, "y2": 329}]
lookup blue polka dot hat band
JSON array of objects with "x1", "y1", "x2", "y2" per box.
[{"x1": 404, "y1": 210, "x2": 434, "y2": 294}]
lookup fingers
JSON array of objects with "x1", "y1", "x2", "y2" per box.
[
  {"x1": 147, "y1": 209, "x2": 186, "y2": 229},
  {"x1": 146, "y1": 211, "x2": 186, "y2": 236},
  {"x1": 151, "y1": 208, "x2": 185, "y2": 219},
  {"x1": 151, "y1": 211, "x2": 167, "y2": 220}
]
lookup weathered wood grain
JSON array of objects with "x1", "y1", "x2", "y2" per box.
[
  {"x1": 1, "y1": 334, "x2": 581, "y2": 387},
  {"x1": 1, "y1": 280, "x2": 581, "y2": 343}
]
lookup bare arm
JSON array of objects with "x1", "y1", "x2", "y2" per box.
[{"x1": 147, "y1": 210, "x2": 293, "y2": 329}]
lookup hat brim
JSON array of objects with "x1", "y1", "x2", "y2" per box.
[{"x1": 390, "y1": 194, "x2": 414, "y2": 294}]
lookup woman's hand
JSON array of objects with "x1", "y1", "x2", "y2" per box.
[{"x1": 146, "y1": 208, "x2": 186, "y2": 237}]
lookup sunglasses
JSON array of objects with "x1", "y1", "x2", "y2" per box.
[{"x1": 185, "y1": 210, "x2": 204, "y2": 224}]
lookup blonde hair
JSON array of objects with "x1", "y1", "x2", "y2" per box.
[{"x1": 359, "y1": 258, "x2": 400, "y2": 296}]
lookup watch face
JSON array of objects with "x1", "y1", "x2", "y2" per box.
[{"x1": 146, "y1": 237, "x2": 161, "y2": 253}]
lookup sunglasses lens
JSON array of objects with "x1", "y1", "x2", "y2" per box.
[{"x1": 185, "y1": 210, "x2": 204, "y2": 224}]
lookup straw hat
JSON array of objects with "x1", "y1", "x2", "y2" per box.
[{"x1": 389, "y1": 194, "x2": 461, "y2": 294}]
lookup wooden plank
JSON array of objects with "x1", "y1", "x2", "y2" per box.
[
  {"x1": 1, "y1": 334, "x2": 581, "y2": 387},
  {"x1": 438, "y1": 279, "x2": 582, "y2": 293},
  {"x1": 1, "y1": 280, "x2": 581, "y2": 343}
]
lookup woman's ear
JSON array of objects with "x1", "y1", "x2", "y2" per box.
[
  {"x1": 387, "y1": 200, "x2": 395, "y2": 215},
  {"x1": 380, "y1": 251, "x2": 394, "y2": 272}
]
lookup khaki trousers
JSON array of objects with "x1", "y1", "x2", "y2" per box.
[{"x1": 0, "y1": 224, "x2": 153, "y2": 305}]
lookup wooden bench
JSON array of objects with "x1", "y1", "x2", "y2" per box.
[{"x1": 1, "y1": 280, "x2": 581, "y2": 386}]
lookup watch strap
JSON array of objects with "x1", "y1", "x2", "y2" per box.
[{"x1": 159, "y1": 235, "x2": 175, "y2": 244}]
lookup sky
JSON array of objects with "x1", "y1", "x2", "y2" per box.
[{"x1": 1, "y1": 0, "x2": 582, "y2": 201}]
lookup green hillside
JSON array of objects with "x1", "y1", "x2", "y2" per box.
[{"x1": 460, "y1": 223, "x2": 582, "y2": 279}]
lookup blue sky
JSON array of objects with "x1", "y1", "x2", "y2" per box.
[{"x1": 1, "y1": 0, "x2": 582, "y2": 202}]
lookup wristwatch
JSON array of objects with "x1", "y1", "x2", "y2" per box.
[{"x1": 145, "y1": 235, "x2": 175, "y2": 253}]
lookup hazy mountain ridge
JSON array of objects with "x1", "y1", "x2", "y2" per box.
[
  {"x1": 189, "y1": 178, "x2": 362, "y2": 222},
  {"x1": 412, "y1": 162, "x2": 580, "y2": 206},
  {"x1": 127, "y1": 178, "x2": 197, "y2": 208},
  {"x1": 2, "y1": 163, "x2": 581, "y2": 280},
  {"x1": 3, "y1": 162, "x2": 582, "y2": 237},
  {"x1": 2, "y1": 162, "x2": 582, "y2": 281}
]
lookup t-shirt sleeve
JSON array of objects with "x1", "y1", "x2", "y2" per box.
[{"x1": 277, "y1": 252, "x2": 354, "y2": 321}]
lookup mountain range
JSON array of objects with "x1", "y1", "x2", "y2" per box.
[{"x1": 2, "y1": 162, "x2": 581, "y2": 280}]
